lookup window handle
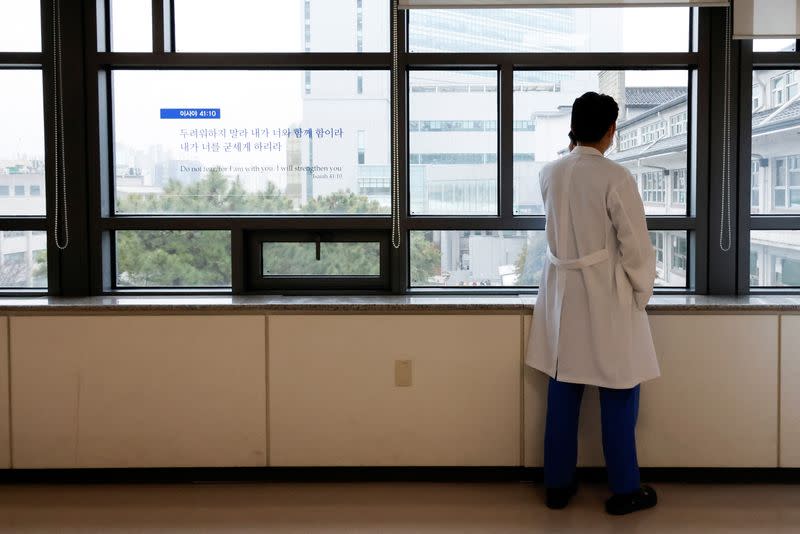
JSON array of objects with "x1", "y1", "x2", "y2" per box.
[{"x1": 315, "y1": 235, "x2": 321, "y2": 261}]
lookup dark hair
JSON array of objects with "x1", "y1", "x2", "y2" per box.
[
  {"x1": 570, "y1": 92, "x2": 619, "y2": 143},
  {"x1": 568, "y1": 131, "x2": 576, "y2": 143}
]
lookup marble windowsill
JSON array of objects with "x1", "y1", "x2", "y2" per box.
[{"x1": 0, "y1": 294, "x2": 796, "y2": 313}]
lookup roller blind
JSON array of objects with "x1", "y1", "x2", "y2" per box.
[
  {"x1": 733, "y1": 0, "x2": 800, "y2": 39},
  {"x1": 398, "y1": 1, "x2": 729, "y2": 8}
]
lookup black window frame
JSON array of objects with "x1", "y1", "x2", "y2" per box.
[
  {"x1": 7, "y1": 3, "x2": 771, "y2": 297},
  {"x1": 738, "y1": 38, "x2": 800, "y2": 293},
  {"x1": 404, "y1": 6, "x2": 707, "y2": 294}
]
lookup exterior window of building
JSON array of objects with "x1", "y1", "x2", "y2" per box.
[
  {"x1": 357, "y1": 73, "x2": 363, "y2": 94},
  {"x1": 642, "y1": 172, "x2": 666, "y2": 204},
  {"x1": 751, "y1": 160, "x2": 761, "y2": 211},
  {"x1": 672, "y1": 235, "x2": 687, "y2": 273},
  {"x1": 651, "y1": 232, "x2": 664, "y2": 266},
  {"x1": 620, "y1": 130, "x2": 639, "y2": 150},
  {"x1": 771, "y1": 71, "x2": 798, "y2": 107},
  {"x1": 670, "y1": 112, "x2": 687, "y2": 136},
  {"x1": 641, "y1": 121, "x2": 666, "y2": 144},
  {"x1": 751, "y1": 231, "x2": 800, "y2": 287},
  {"x1": 671, "y1": 169, "x2": 686, "y2": 206},
  {"x1": 14, "y1": 185, "x2": 25, "y2": 197},
  {"x1": 772, "y1": 156, "x2": 800, "y2": 209},
  {"x1": 357, "y1": 130, "x2": 366, "y2": 164},
  {"x1": 356, "y1": 0, "x2": 363, "y2": 52},
  {"x1": 0, "y1": 186, "x2": 9, "y2": 197},
  {"x1": 30, "y1": 185, "x2": 41, "y2": 197},
  {"x1": 753, "y1": 84, "x2": 763, "y2": 111}
]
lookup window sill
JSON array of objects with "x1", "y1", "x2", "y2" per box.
[{"x1": 0, "y1": 294, "x2": 797, "y2": 314}]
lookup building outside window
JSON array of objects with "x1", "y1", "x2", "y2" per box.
[
  {"x1": 642, "y1": 171, "x2": 666, "y2": 204},
  {"x1": 671, "y1": 168, "x2": 686, "y2": 206},
  {"x1": 670, "y1": 112, "x2": 687, "y2": 136}
]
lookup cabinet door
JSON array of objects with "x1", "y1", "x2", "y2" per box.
[
  {"x1": 269, "y1": 315, "x2": 521, "y2": 466},
  {"x1": 11, "y1": 315, "x2": 267, "y2": 468},
  {"x1": 0, "y1": 318, "x2": 8, "y2": 468},
  {"x1": 781, "y1": 316, "x2": 800, "y2": 467},
  {"x1": 525, "y1": 315, "x2": 779, "y2": 468}
]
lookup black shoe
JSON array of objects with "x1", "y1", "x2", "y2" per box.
[
  {"x1": 605, "y1": 485, "x2": 658, "y2": 516},
  {"x1": 545, "y1": 481, "x2": 578, "y2": 510}
]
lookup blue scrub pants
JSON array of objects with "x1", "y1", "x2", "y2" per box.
[{"x1": 544, "y1": 377, "x2": 641, "y2": 495}]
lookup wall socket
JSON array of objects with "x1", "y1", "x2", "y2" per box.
[{"x1": 395, "y1": 360, "x2": 412, "y2": 387}]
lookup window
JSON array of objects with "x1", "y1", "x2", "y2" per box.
[
  {"x1": 642, "y1": 171, "x2": 666, "y2": 205},
  {"x1": 670, "y1": 112, "x2": 687, "y2": 136},
  {"x1": 750, "y1": 67, "x2": 800, "y2": 290},
  {"x1": 650, "y1": 231, "x2": 687, "y2": 288},
  {"x1": 409, "y1": 7, "x2": 689, "y2": 54},
  {"x1": 410, "y1": 70, "x2": 498, "y2": 216},
  {"x1": 0, "y1": 231, "x2": 47, "y2": 288},
  {"x1": 110, "y1": 0, "x2": 152, "y2": 52},
  {"x1": 751, "y1": 231, "x2": 800, "y2": 287},
  {"x1": 30, "y1": 185, "x2": 41, "y2": 197},
  {"x1": 410, "y1": 231, "x2": 546, "y2": 287},
  {"x1": 770, "y1": 156, "x2": 800, "y2": 210},
  {"x1": 641, "y1": 121, "x2": 667, "y2": 144},
  {"x1": 173, "y1": 0, "x2": 389, "y2": 53},
  {"x1": 0, "y1": 10, "x2": 45, "y2": 293},
  {"x1": 513, "y1": 70, "x2": 688, "y2": 216},
  {"x1": 357, "y1": 130, "x2": 366, "y2": 164},
  {"x1": 357, "y1": 73, "x2": 364, "y2": 94},
  {"x1": 752, "y1": 84, "x2": 763, "y2": 111},
  {"x1": 112, "y1": 70, "x2": 390, "y2": 215},
  {"x1": 751, "y1": 160, "x2": 761, "y2": 211},
  {"x1": 770, "y1": 71, "x2": 798, "y2": 107},
  {"x1": 671, "y1": 169, "x2": 686, "y2": 206}
]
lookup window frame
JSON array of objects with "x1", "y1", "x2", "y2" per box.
[
  {"x1": 739, "y1": 38, "x2": 800, "y2": 293},
  {"x1": 0, "y1": 1, "x2": 53, "y2": 295}
]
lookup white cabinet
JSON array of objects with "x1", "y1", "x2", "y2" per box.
[
  {"x1": 10, "y1": 315, "x2": 267, "y2": 468},
  {"x1": 525, "y1": 315, "x2": 779, "y2": 468},
  {"x1": 269, "y1": 315, "x2": 521, "y2": 466},
  {"x1": 0, "y1": 318, "x2": 8, "y2": 468},
  {"x1": 780, "y1": 316, "x2": 800, "y2": 467}
]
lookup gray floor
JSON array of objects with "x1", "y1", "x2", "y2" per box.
[{"x1": 0, "y1": 482, "x2": 798, "y2": 533}]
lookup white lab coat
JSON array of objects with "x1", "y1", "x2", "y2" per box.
[{"x1": 525, "y1": 146, "x2": 660, "y2": 389}]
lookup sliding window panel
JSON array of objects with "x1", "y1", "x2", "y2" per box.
[
  {"x1": 410, "y1": 230, "x2": 545, "y2": 287},
  {"x1": 0, "y1": 70, "x2": 45, "y2": 216},
  {"x1": 514, "y1": 70, "x2": 690, "y2": 216},
  {"x1": 115, "y1": 230, "x2": 231, "y2": 288},
  {"x1": 112, "y1": 70, "x2": 391, "y2": 215},
  {"x1": 174, "y1": 0, "x2": 389, "y2": 53},
  {"x1": 0, "y1": 232, "x2": 47, "y2": 289},
  {"x1": 408, "y1": 7, "x2": 690, "y2": 54},
  {"x1": 750, "y1": 231, "x2": 800, "y2": 288},
  {"x1": 409, "y1": 71, "x2": 499, "y2": 216}
]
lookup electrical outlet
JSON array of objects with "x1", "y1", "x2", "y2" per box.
[{"x1": 395, "y1": 359, "x2": 412, "y2": 387}]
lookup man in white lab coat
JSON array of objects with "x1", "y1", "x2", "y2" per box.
[{"x1": 526, "y1": 92, "x2": 660, "y2": 515}]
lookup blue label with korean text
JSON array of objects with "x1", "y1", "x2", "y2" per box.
[{"x1": 160, "y1": 108, "x2": 221, "y2": 119}]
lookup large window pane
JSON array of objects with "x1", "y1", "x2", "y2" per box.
[
  {"x1": 0, "y1": 70, "x2": 45, "y2": 216},
  {"x1": 409, "y1": 71, "x2": 498, "y2": 216},
  {"x1": 410, "y1": 231, "x2": 545, "y2": 287},
  {"x1": 113, "y1": 70, "x2": 390, "y2": 215},
  {"x1": 752, "y1": 69, "x2": 800, "y2": 214},
  {"x1": 409, "y1": 8, "x2": 689, "y2": 54},
  {"x1": 514, "y1": 70, "x2": 689, "y2": 216},
  {"x1": 0, "y1": 231, "x2": 46, "y2": 288},
  {"x1": 650, "y1": 231, "x2": 688, "y2": 288},
  {"x1": 110, "y1": 0, "x2": 152, "y2": 52},
  {"x1": 0, "y1": 1, "x2": 40, "y2": 52},
  {"x1": 262, "y1": 242, "x2": 380, "y2": 276},
  {"x1": 750, "y1": 231, "x2": 800, "y2": 287},
  {"x1": 116, "y1": 231, "x2": 231, "y2": 288},
  {"x1": 175, "y1": 0, "x2": 388, "y2": 53}
]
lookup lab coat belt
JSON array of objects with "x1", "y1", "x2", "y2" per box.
[{"x1": 547, "y1": 248, "x2": 610, "y2": 270}]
